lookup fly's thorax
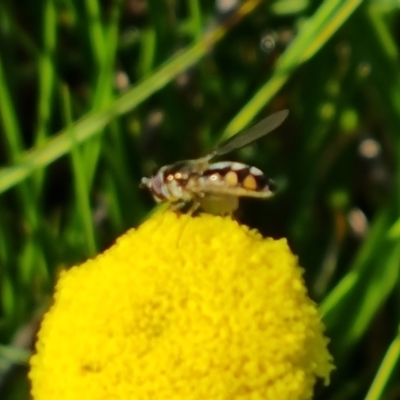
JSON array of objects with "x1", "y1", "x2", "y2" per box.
[
  {"x1": 158, "y1": 163, "x2": 194, "y2": 202},
  {"x1": 200, "y1": 161, "x2": 276, "y2": 195}
]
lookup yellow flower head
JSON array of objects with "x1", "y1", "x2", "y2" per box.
[{"x1": 30, "y1": 211, "x2": 333, "y2": 400}]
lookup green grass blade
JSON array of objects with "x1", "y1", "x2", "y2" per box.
[
  {"x1": 320, "y1": 207, "x2": 390, "y2": 317},
  {"x1": 82, "y1": 1, "x2": 121, "y2": 187},
  {"x1": 61, "y1": 85, "x2": 97, "y2": 256},
  {"x1": 0, "y1": 0, "x2": 262, "y2": 195},
  {"x1": 0, "y1": 56, "x2": 25, "y2": 162},
  {"x1": 0, "y1": 344, "x2": 31, "y2": 365},
  {"x1": 33, "y1": 0, "x2": 57, "y2": 193},
  {"x1": 365, "y1": 330, "x2": 400, "y2": 400},
  {"x1": 188, "y1": 0, "x2": 203, "y2": 40},
  {"x1": 221, "y1": 0, "x2": 362, "y2": 140},
  {"x1": 0, "y1": 53, "x2": 37, "y2": 227},
  {"x1": 84, "y1": 0, "x2": 106, "y2": 66},
  {"x1": 35, "y1": 0, "x2": 57, "y2": 146},
  {"x1": 321, "y1": 6, "x2": 400, "y2": 361},
  {"x1": 138, "y1": 27, "x2": 157, "y2": 77}
]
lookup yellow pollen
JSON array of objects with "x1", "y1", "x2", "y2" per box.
[
  {"x1": 224, "y1": 170, "x2": 238, "y2": 186},
  {"x1": 243, "y1": 174, "x2": 257, "y2": 190}
]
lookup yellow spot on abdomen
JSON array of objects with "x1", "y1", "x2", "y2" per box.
[
  {"x1": 224, "y1": 171, "x2": 238, "y2": 186},
  {"x1": 243, "y1": 174, "x2": 257, "y2": 190}
]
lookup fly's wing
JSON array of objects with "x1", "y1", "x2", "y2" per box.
[{"x1": 208, "y1": 109, "x2": 289, "y2": 158}]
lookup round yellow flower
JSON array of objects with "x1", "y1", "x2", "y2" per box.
[{"x1": 30, "y1": 211, "x2": 333, "y2": 400}]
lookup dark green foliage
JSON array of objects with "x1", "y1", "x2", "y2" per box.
[{"x1": 0, "y1": 0, "x2": 399, "y2": 399}]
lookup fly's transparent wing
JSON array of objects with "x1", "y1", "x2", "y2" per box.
[{"x1": 210, "y1": 109, "x2": 289, "y2": 158}]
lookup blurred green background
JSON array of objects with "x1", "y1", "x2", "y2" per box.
[{"x1": 1, "y1": 0, "x2": 400, "y2": 399}]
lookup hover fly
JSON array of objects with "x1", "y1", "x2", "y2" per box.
[{"x1": 140, "y1": 110, "x2": 289, "y2": 215}]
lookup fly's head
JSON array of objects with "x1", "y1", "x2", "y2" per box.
[
  {"x1": 140, "y1": 162, "x2": 195, "y2": 204},
  {"x1": 140, "y1": 167, "x2": 166, "y2": 203}
]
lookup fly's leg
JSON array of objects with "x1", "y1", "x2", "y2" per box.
[
  {"x1": 186, "y1": 201, "x2": 200, "y2": 216},
  {"x1": 168, "y1": 200, "x2": 201, "y2": 216},
  {"x1": 169, "y1": 201, "x2": 186, "y2": 213}
]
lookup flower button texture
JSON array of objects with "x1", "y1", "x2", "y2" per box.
[{"x1": 30, "y1": 211, "x2": 333, "y2": 400}]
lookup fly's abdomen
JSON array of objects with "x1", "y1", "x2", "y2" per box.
[{"x1": 199, "y1": 162, "x2": 276, "y2": 197}]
